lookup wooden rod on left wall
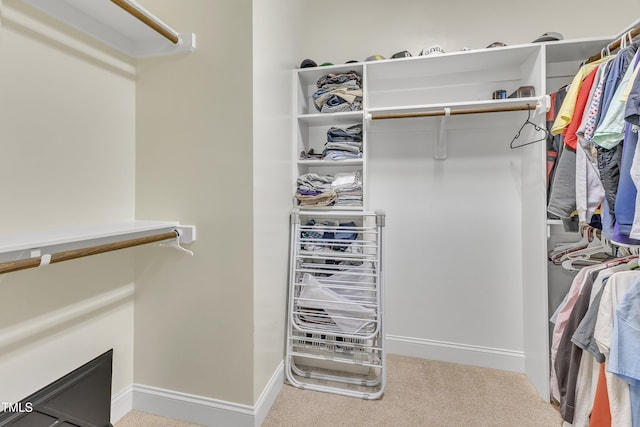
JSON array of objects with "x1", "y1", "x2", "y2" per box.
[
  {"x1": 0, "y1": 231, "x2": 178, "y2": 275},
  {"x1": 111, "y1": 0, "x2": 180, "y2": 44}
]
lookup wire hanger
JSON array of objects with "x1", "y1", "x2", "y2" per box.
[{"x1": 510, "y1": 104, "x2": 549, "y2": 149}]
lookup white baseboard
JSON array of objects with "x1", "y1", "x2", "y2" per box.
[
  {"x1": 111, "y1": 361, "x2": 284, "y2": 427},
  {"x1": 386, "y1": 334, "x2": 525, "y2": 372},
  {"x1": 110, "y1": 385, "x2": 133, "y2": 424},
  {"x1": 253, "y1": 361, "x2": 285, "y2": 427}
]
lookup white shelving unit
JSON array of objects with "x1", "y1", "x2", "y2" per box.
[
  {"x1": 19, "y1": 0, "x2": 196, "y2": 57},
  {"x1": 292, "y1": 38, "x2": 623, "y2": 401},
  {"x1": 294, "y1": 64, "x2": 366, "y2": 210}
]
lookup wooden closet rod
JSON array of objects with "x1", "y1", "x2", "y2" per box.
[
  {"x1": 370, "y1": 103, "x2": 536, "y2": 120},
  {"x1": 0, "y1": 230, "x2": 178, "y2": 275},
  {"x1": 586, "y1": 27, "x2": 640, "y2": 64},
  {"x1": 111, "y1": 0, "x2": 180, "y2": 44}
]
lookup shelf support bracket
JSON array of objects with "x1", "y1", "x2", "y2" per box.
[{"x1": 434, "y1": 107, "x2": 450, "y2": 160}]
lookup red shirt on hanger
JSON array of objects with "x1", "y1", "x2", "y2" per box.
[{"x1": 564, "y1": 67, "x2": 599, "y2": 150}]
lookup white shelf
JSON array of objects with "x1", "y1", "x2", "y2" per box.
[
  {"x1": 365, "y1": 44, "x2": 541, "y2": 81},
  {"x1": 295, "y1": 205, "x2": 364, "y2": 211},
  {"x1": 297, "y1": 112, "x2": 363, "y2": 127},
  {"x1": 20, "y1": 0, "x2": 196, "y2": 58},
  {"x1": 0, "y1": 220, "x2": 195, "y2": 257},
  {"x1": 297, "y1": 159, "x2": 363, "y2": 167},
  {"x1": 544, "y1": 36, "x2": 612, "y2": 64}
]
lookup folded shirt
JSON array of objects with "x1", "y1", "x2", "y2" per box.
[
  {"x1": 295, "y1": 190, "x2": 337, "y2": 207},
  {"x1": 323, "y1": 150, "x2": 362, "y2": 160},
  {"x1": 327, "y1": 124, "x2": 363, "y2": 142}
]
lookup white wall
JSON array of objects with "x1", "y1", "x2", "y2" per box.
[
  {"x1": 295, "y1": 0, "x2": 634, "y2": 66},
  {"x1": 134, "y1": 0, "x2": 256, "y2": 406},
  {"x1": 0, "y1": 0, "x2": 136, "y2": 404},
  {"x1": 368, "y1": 117, "x2": 527, "y2": 369},
  {"x1": 251, "y1": 0, "x2": 300, "y2": 405}
]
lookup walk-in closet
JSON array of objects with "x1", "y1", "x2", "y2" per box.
[
  {"x1": 290, "y1": 10, "x2": 640, "y2": 425},
  {"x1": 1, "y1": 0, "x2": 638, "y2": 425}
]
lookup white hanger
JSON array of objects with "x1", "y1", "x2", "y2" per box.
[
  {"x1": 626, "y1": 30, "x2": 634, "y2": 47},
  {"x1": 549, "y1": 224, "x2": 591, "y2": 257},
  {"x1": 549, "y1": 225, "x2": 613, "y2": 267},
  {"x1": 562, "y1": 231, "x2": 607, "y2": 260}
]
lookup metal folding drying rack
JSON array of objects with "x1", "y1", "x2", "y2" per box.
[{"x1": 285, "y1": 209, "x2": 385, "y2": 399}]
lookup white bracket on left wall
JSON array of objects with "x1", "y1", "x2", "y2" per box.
[{"x1": 175, "y1": 225, "x2": 196, "y2": 244}]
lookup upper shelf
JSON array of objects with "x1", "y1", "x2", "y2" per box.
[
  {"x1": 20, "y1": 0, "x2": 196, "y2": 58},
  {"x1": 297, "y1": 111, "x2": 363, "y2": 126}
]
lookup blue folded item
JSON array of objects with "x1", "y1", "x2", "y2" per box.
[{"x1": 327, "y1": 125, "x2": 363, "y2": 142}]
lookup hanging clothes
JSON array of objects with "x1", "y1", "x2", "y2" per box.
[
  {"x1": 547, "y1": 40, "x2": 640, "y2": 244},
  {"x1": 592, "y1": 46, "x2": 640, "y2": 149},
  {"x1": 549, "y1": 37, "x2": 640, "y2": 427},
  {"x1": 547, "y1": 88, "x2": 568, "y2": 204},
  {"x1": 593, "y1": 270, "x2": 638, "y2": 427},
  {"x1": 576, "y1": 62, "x2": 611, "y2": 224},
  {"x1": 566, "y1": 68, "x2": 599, "y2": 150},
  {"x1": 608, "y1": 277, "x2": 640, "y2": 427},
  {"x1": 551, "y1": 57, "x2": 613, "y2": 136},
  {"x1": 626, "y1": 59, "x2": 640, "y2": 241},
  {"x1": 549, "y1": 254, "x2": 640, "y2": 427},
  {"x1": 593, "y1": 44, "x2": 640, "y2": 225},
  {"x1": 548, "y1": 58, "x2": 612, "y2": 220},
  {"x1": 556, "y1": 268, "x2": 598, "y2": 423},
  {"x1": 614, "y1": 123, "x2": 639, "y2": 238}
]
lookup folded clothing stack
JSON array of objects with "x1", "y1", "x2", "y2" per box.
[
  {"x1": 296, "y1": 173, "x2": 336, "y2": 207},
  {"x1": 295, "y1": 171, "x2": 362, "y2": 207},
  {"x1": 312, "y1": 71, "x2": 363, "y2": 113},
  {"x1": 323, "y1": 125, "x2": 363, "y2": 160},
  {"x1": 332, "y1": 171, "x2": 362, "y2": 207}
]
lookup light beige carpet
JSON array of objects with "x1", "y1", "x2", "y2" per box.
[
  {"x1": 115, "y1": 410, "x2": 204, "y2": 427},
  {"x1": 116, "y1": 354, "x2": 563, "y2": 427},
  {"x1": 264, "y1": 354, "x2": 562, "y2": 427}
]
